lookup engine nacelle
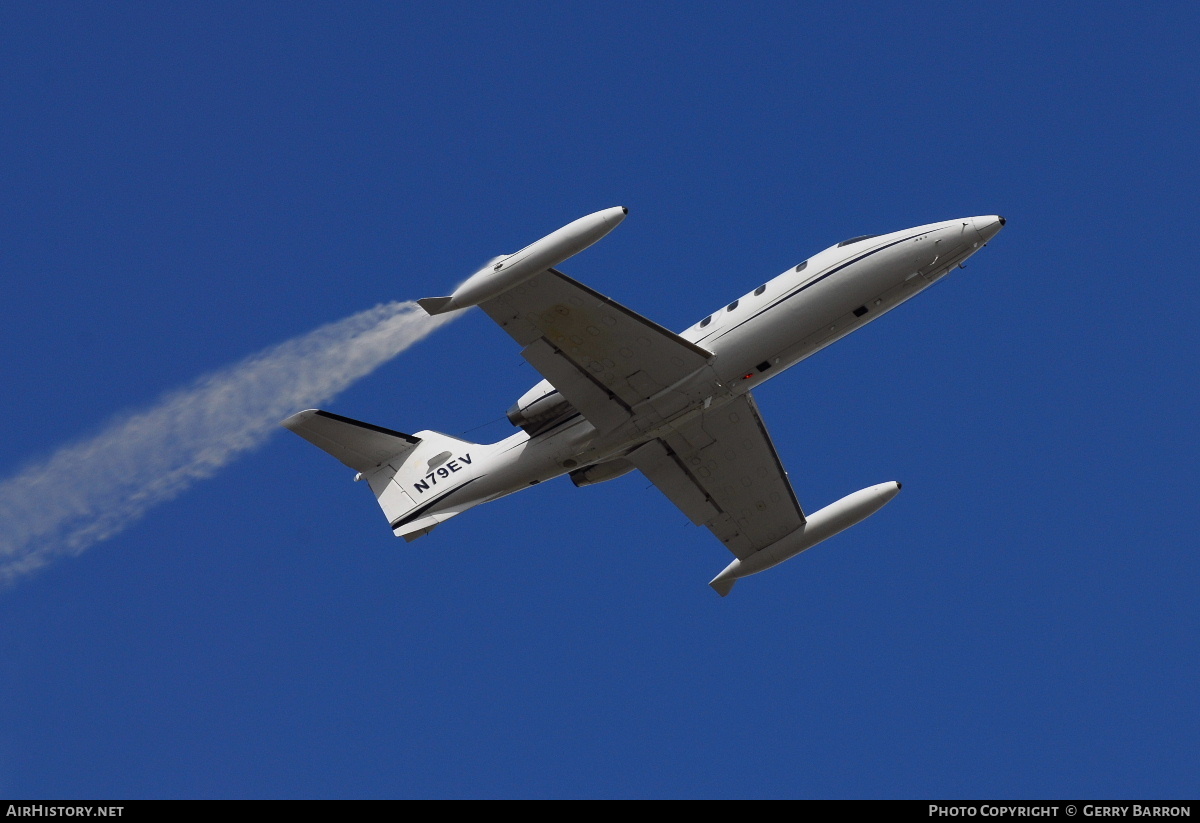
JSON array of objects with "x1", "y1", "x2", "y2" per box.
[
  {"x1": 507, "y1": 379, "x2": 574, "y2": 434},
  {"x1": 569, "y1": 458, "x2": 635, "y2": 487}
]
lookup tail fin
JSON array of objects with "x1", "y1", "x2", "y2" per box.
[{"x1": 281, "y1": 409, "x2": 484, "y2": 541}]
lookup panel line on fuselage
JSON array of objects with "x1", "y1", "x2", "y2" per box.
[
  {"x1": 696, "y1": 229, "x2": 931, "y2": 346},
  {"x1": 390, "y1": 476, "x2": 484, "y2": 529}
]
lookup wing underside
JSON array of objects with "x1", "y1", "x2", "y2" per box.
[
  {"x1": 480, "y1": 268, "x2": 722, "y2": 433},
  {"x1": 626, "y1": 393, "x2": 805, "y2": 559},
  {"x1": 477, "y1": 267, "x2": 804, "y2": 559}
]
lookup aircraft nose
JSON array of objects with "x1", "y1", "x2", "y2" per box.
[{"x1": 971, "y1": 215, "x2": 1006, "y2": 242}]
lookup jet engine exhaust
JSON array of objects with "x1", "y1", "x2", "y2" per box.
[{"x1": 0, "y1": 301, "x2": 454, "y2": 585}]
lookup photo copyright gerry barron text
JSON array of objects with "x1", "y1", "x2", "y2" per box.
[{"x1": 930, "y1": 807, "x2": 1192, "y2": 818}]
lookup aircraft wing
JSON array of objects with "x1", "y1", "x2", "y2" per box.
[
  {"x1": 477, "y1": 268, "x2": 804, "y2": 559},
  {"x1": 626, "y1": 393, "x2": 806, "y2": 559},
  {"x1": 479, "y1": 268, "x2": 721, "y2": 433}
]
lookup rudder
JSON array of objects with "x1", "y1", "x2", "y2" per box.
[{"x1": 282, "y1": 409, "x2": 485, "y2": 542}]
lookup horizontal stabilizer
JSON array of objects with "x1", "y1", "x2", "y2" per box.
[
  {"x1": 417, "y1": 296, "x2": 456, "y2": 316},
  {"x1": 281, "y1": 409, "x2": 420, "y2": 472},
  {"x1": 393, "y1": 509, "x2": 471, "y2": 542}
]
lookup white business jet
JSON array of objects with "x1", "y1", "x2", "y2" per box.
[{"x1": 283, "y1": 208, "x2": 1004, "y2": 595}]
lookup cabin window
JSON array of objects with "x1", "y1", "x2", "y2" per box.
[
  {"x1": 754, "y1": 285, "x2": 766, "y2": 296},
  {"x1": 838, "y1": 234, "x2": 879, "y2": 247},
  {"x1": 726, "y1": 300, "x2": 739, "y2": 312},
  {"x1": 699, "y1": 315, "x2": 712, "y2": 328},
  {"x1": 795, "y1": 261, "x2": 807, "y2": 272}
]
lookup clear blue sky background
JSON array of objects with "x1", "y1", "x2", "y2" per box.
[{"x1": 1, "y1": 3, "x2": 1197, "y2": 799}]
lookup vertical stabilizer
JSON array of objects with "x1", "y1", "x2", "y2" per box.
[{"x1": 282, "y1": 409, "x2": 486, "y2": 541}]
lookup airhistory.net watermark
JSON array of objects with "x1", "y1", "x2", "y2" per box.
[{"x1": 6, "y1": 807, "x2": 123, "y2": 817}]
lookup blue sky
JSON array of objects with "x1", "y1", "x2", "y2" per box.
[{"x1": 1, "y1": 3, "x2": 1197, "y2": 798}]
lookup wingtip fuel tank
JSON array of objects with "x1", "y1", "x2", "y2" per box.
[
  {"x1": 708, "y1": 481, "x2": 902, "y2": 596},
  {"x1": 420, "y1": 206, "x2": 628, "y2": 315}
]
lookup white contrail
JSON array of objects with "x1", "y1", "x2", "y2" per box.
[{"x1": 0, "y1": 301, "x2": 455, "y2": 584}]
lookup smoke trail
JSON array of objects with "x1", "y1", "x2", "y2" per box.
[{"x1": 0, "y1": 301, "x2": 454, "y2": 584}]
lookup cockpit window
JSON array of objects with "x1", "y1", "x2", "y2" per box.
[
  {"x1": 699, "y1": 315, "x2": 712, "y2": 328},
  {"x1": 795, "y1": 261, "x2": 807, "y2": 272},
  {"x1": 726, "y1": 300, "x2": 739, "y2": 312},
  {"x1": 838, "y1": 234, "x2": 879, "y2": 247},
  {"x1": 754, "y1": 285, "x2": 766, "y2": 296}
]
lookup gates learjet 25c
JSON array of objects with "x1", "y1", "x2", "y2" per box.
[{"x1": 283, "y1": 208, "x2": 1005, "y2": 595}]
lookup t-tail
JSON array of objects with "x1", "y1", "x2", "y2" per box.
[{"x1": 281, "y1": 409, "x2": 486, "y2": 542}]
